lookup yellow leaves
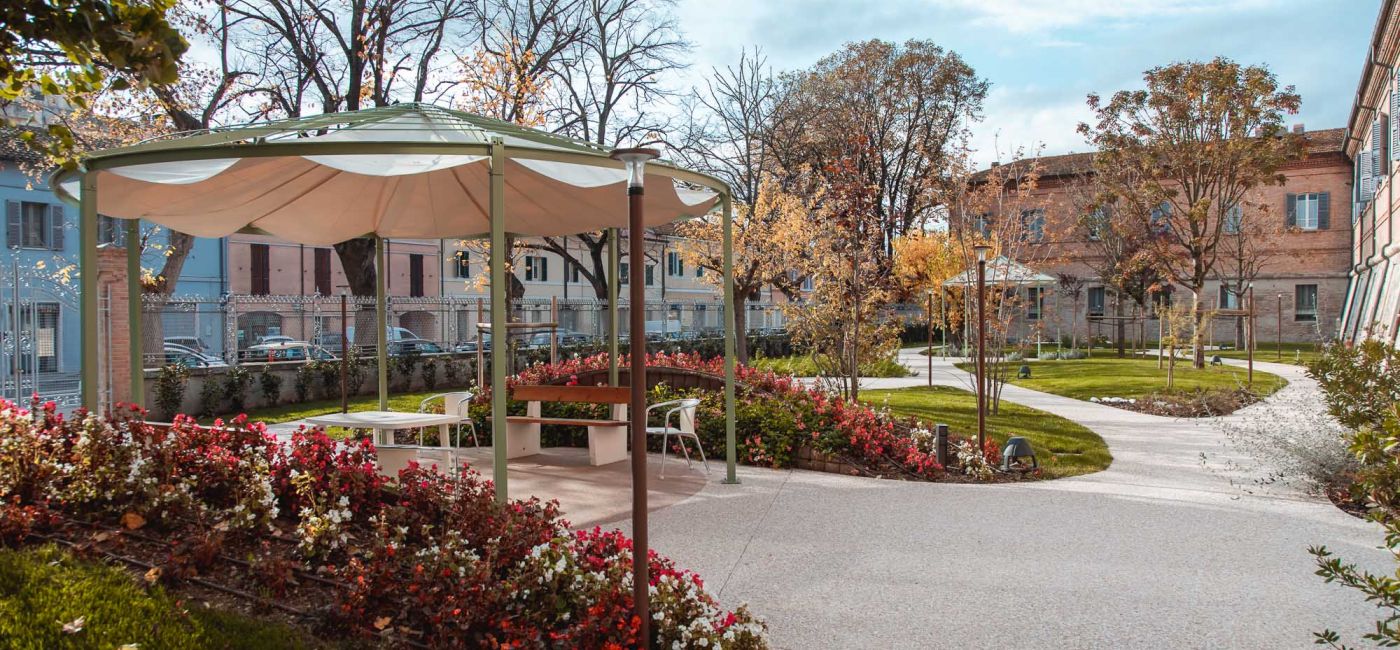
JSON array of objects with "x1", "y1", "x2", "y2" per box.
[
  {"x1": 121, "y1": 512, "x2": 147, "y2": 530},
  {"x1": 143, "y1": 566, "x2": 163, "y2": 584},
  {"x1": 373, "y1": 616, "x2": 393, "y2": 630}
]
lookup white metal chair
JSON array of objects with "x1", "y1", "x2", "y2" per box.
[
  {"x1": 418, "y1": 391, "x2": 479, "y2": 447},
  {"x1": 645, "y1": 398, "x2": 707, "y2": 478}
]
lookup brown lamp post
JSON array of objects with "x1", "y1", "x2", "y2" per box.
[
  {"x1": 1277, "y1": 292, "x2": 1284, "y2": 360},
  {"x1": 1247, "y1": 283, "x2": 1255, "y2": 386},
  {"x1": 927, "y1": 289, "x2": 934, "y2": 387},
  {"x1": 973, "y1": 244, "x2": 991, "y2": 451},
  {"x1": 610, "y1": 146, "x2": 658, "y2": 645}
]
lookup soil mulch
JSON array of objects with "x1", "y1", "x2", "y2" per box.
[{"x1": 1110, "y1": 388, "x2": 1265, "y2": 418}]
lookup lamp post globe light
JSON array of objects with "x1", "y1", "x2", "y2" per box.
[
  {"x1": 973, "y1": 244, "x2": 991, "y2": 451},
  {"x1": 609, "y1": 145, "x2": 659, "y2": 644}
]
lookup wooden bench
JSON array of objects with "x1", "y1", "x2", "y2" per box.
[{"x1": 503, "y1": 385, "x2": 630, "y2": 466}]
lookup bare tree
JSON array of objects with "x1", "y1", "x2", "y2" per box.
[{"x1": 1215, "y1": 200, "x2": 1279, "y2": 348}]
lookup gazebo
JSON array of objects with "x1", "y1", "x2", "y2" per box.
[
  {"x1": 53, "y1": 103, "x2": 741, "y2": 635},
  {"x1": 941, "y1": 255, "x2": 1056, "y2": 352}
]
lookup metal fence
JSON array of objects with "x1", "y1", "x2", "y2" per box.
[{"x1": 142, "y1": 294, "x2": 797, "y2": 369}]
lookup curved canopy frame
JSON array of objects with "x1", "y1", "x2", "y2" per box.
[{"x1": 64, "y1": 103, "x2": 742, "y2": 502}]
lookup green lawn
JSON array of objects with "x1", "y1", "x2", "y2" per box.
[
  {"x1": 752, "y1": 354, "x2": 912, "y2": 378},
  {"x1": 955, "y1": 357, "x2": 1286, "y2": 402},
  {"x1": 1205, "y1": 342, "x2": 1322, "y2": 367},
  {"x1": 233, "y1": 390, "x2": 443, "y2": 426},
  {"x1": 0, "y1": 545, "x2": 326, "y2": 649},
  {"x1": 862, "y1": 385, "x2": 1111, "y2": 479}
]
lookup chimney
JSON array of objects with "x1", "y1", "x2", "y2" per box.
[{"x1": 1292, "y1": 123, "x2": 1304, "y2": 134}]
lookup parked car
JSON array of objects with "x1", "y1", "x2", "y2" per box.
[
  {"x1": 160, "y1": 344, "x2": 228, "y2": 369},
  {"x1": 454, "y1": 334, "x2": 491, "y2": 353},
  {"x1": 245, "y1": 341, "x2": 338, "y2": 362},
  {"x1": 164, "y1": 336, "x2": 209, "y2": 354},
  {"x1": 388, "y1": 339, "x2": 444, "y2": 356},
  {"x1": 255, "y1": 334, "x2": 296, "y2": 346}
]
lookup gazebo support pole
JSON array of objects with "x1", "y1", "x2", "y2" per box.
[
  {"x1": 489, "y1": 138, "x2": 509, "y2": 503},
  {"x1": 626, "y1": 179, "x2": 649, "y2": 645},
  {"x1": 375, "y1": 236, "x2": 389, "y2": 410},
  {"x1": 126, "y1": 219, "x2": 143, "y2": 406},
  {"x1": 722, "y1": 194, "x2": 738, "y2": 484},
  {"x1": 79, "y1": 173, "x2": 99, "y2": 411},
  {"x1": 608, "y1": 227, "x2": 619, "y2": 386}
]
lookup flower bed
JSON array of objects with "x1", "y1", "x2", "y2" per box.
[
  {"x1": 0, "y1": 400, "x2": 766, "y2": 648},
  {"x1": 498, "y1": 352, "x2": 1001, "y2": 480}
]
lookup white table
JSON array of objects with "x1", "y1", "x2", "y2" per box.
[
  {"x1": 304, "y1": 410, "x2": 462, "y2": 447},
  {"x1": 305, "y1": 410, "x2": 467, "y2": 476}
]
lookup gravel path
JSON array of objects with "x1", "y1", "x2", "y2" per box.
[{"x1": 605, "y1": 352, "x2": 1390, "y2": 649}]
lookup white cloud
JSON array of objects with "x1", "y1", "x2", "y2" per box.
[
  {"x1": 971, "y1": 86, "x2": 1096, "y2": 166},
  {"x1": 940, "y1": 0, "x2": 1273, "y2": 34}
]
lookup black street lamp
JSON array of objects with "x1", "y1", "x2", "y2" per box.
[
  {"x1": 609, "y1": 146, "x2": 658, "y2": 645},
  {"x1": 973, "y1": 244, "x2": 991, "y2": 451}
]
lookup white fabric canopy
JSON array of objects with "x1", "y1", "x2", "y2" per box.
[{"x1": 58, "y1": 105, "x2": 722, "y2": 244}]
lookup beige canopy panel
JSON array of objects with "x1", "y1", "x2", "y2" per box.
[{"x1": 53, "y1": 104, "x2": 722, "y2": 244}]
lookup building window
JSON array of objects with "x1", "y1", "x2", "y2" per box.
[
  {"x1": 1020, "y1": 209, "x2": 1044, "y2": 242},
  {"x1": 314, "y1": 248, "x2": 332, "y2": 296},
  {"x1": 1219, "y1": 283, "x2": 1240, "y2": 310},
  {"x1": 645, "y1": 264, "x2": 655, "y2": 286},
  {"x1": 250, "y1": 244, "x2": 270, "y2": 295},
  {"x1": 1150, "y1": 202, "x2": 1171, "y2": 233},
  {"x1": 666, "y1": 251, "x2": 684, "y2": 276},
  {"x1": 802, "y1": 275, "x2": 814, "y2": 291},
  {"x1": 973, "y1": 213, "x2": 992, "y2": 238},
  {"x1": 97, "y1": 215, "x2": 125, "y2": 245},
  {"x1": 409, "y1": 253, "x2": 424, "y2": 297},
  {"x1": 524, "y1": 255, "x2": 548, "y2": 282},
  {"x1": 1026, "y1": 287, "x2": 1043, "y2": 320},
  {"x1": 695, "y1": 264, "x2": 704, "y2": 278},
  {"x1": 568, "y1": 260, "x2": 582, "y2": 283},
  {"x1": 1223, "y1": 204, "x2": 1243, "y2": 234},
  {"x1": 1288, "y1": 192, "x2": 1329, "y2": 231},
  {"x1": 6, "y1": 201, "x2": 63, "y2": 250},
  {"x1": 1295, "y1": 284, "x2": 1318, "y2": 322},
  {"x1": 1085, "y1": 207, "x2": 1107, "y2": 241},
  {"x1": 453, "y1": 251, "x2": 470, "y2": 278},
  {"x1": 1088, "y1": 287, "x2": 1105, "y2": 317},
  {"x1": 619, "y1": 261, "x2": 629, "y2": 285}
]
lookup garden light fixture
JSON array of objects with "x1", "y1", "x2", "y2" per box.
[
  {"x1": 1001, "y1": 436, "x2": 1038, "y2": 471},
  {"x1": 610, "y1": 144, "x2": 660, "y2": 643}
]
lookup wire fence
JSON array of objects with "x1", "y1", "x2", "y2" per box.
[{"x1": 142, "y1": 294, "x2": 801, "y2": 369}]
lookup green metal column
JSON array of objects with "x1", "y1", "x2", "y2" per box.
[
  {"x1": 79, "y1": 173, "x2": 99, "y2": 410},
  {"x1": 126, "y1": 219, "x2": 143, "y2": 406},
  {"x1": 721, "y1": 194, "x2": 738, "y2": 484},
  {"x1": 489, "y1": 137, "x2": 509, "y2": 503},
  {"x1": 375, "y1": 236, "x2": 388, "y2": 410},
  {"x1": 607, "y1": 227, "x2": 619, "y2": 386}
]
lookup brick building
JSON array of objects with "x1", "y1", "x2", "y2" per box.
[
  {"x1": 1341, "y1": 0, "x2": 1400, "y2": 343},
  {"x1": 980, "y1": 126, "x2": 1352, "y2": 346}
]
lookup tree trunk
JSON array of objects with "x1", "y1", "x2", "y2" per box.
[
  {"x1": 733, "y1": 296, "x2": 750, "y2": 365},
  {"x1": 140, "y1": 231, "x2": 198, "y2": 364},
  {"x1": 1114, "y1": 292, "x2": 1125, "y2": 358},
  {"x1": 1190, "y1": 289, "x2": 1206, "y2": 369}
]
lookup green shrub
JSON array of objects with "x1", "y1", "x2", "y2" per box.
[
  {"x1": 223, "y1": 366, "x2": 252, "y2": 413},
  {"x1": 152, "y1": 365, "x2": 189, "y2": 419},
  {"x1": 420, "y1": 357, "x2": 439, "y2": 392},
  {"x1": 258, "y1": 365, "x2": 282, "y2": 407},
  {"x1": 443, "y1": 357, "x2": 461, "y2": 387},
  {"x1": 293, "y1": 364, "x2": 315, "y2": 402},
  {"x1": 1308, "y1": 341, "x2": 1400, "y2": 647},
  {"x1": 197, "y1": 376, "x2": 223, "y2": 418}
]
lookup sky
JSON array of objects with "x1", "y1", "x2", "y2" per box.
[{"x1": 672, "y1": 0, "x2": 1379, "y2": 165}]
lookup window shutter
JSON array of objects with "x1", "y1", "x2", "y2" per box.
[
  {"x1": 1393, "y1": 83, "x2": 1400, "y2": 159},
  {"x1": 1318, "y1": 192, "x2": 1330, "y2": 230},
  {"x1": 48, "y1": 205, "x2": 64, "y2": 250},
  {"x1": 1361, "y1": 151, "x2": 1375, "y2": 201},
  {"x1": 1381, "y1": 114, "x2": 1392, "y2": 175},
  {"x1": 5, "y1": 202, "x2": 18, "y2": 247},
  {"x1": 1284, "y1": 193, "x2": 1297, "y2": 228}
]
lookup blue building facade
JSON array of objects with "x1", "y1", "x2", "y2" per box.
[{"x1": 0, "y1": 149, "x2": 227, "y2": 377}]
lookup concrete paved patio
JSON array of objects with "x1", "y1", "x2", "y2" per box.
[{"x1": 595, "y1": 353, "x2": 1391, "y2": 648}]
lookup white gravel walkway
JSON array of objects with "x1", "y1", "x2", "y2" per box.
[{"x1": 604, "y1": 351, "x2": 1390, "y2": 649}]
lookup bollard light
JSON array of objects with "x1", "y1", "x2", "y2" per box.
[{"x1": 1001, "y1": 436, "x2": 1038, "y2": 472}]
